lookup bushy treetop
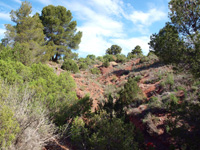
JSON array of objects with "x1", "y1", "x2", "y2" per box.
[{"x1": 106, "y1": 45, "x2": 122, "y2": 55}]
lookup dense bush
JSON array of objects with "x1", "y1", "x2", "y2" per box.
[
  {"x1": 149, "y1": 23, "x2": 185, "y2": 64},
  {"x1": 77, "y1": 56, "x2": 98, "y2": 68},
  {"x1": 106, "y1": 45, "x2": 122, "y2": 55},
  {"x1": 140, "y1": 56, "x2": 149, "y2": 63},
  {"x1": 0, "y1": 45, "x2": 16, "y2": 61},
  {"x1": 118, "y1": 77, "x2": 144, "y2": 107},
  {"x1": 131, "y1": 45, "x2": 143, "y2": 56},
  {"x1": 0, "y1": 60, "x2": 77, "y2": 115},
  {"x1": 0, "y1": 104, "x2": 20, "y2": 149},
  {"x1": 127, "y1": 53, "x2": 136, "y2": 59},
  {"x1": 116, "y1": 54, "x2": 126, "y2": 63},
  {"x1": 31, "y1": 63, "x2": 77, "y2": 110},
  {"x1": 96, "y1": 56, "x2": 104, "y2": 62},
  {"x1": 79, "y1": 62, "x2": 88, "y2": 70},
  {"x1": 0, "y1": 81, "x2": 55, "y2": 149},
  {"x1": 70, "y1": 111, "x2": 142, "y2": 150},
  {"x1": 103, "y1": 54, "x2": 116, "y2": 62},
  {"x1": 61, "y1": 59, "x2": 79, "y2": 73},
  {"x1": 0, "y1": 60, "x2": 24, "y2": 84},
  {"x1": 102, "y1": 59, "x2": 110, "y2": 68},
  {"x1": 90, "y1": 67, "x2": 101, "y2": 74},
  {"x1": 86, "y1": 54, "x2": 96, "y2": 61}
]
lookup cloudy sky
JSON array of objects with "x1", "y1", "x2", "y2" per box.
[{"x1": 0, "y1": 0, "x2": 170, "y2": 57}]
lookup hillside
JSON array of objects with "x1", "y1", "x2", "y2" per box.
[
  {"x1": 0, "y1": 0, "x2": 200, "y2": 149},
  {"x1": 46, "y1": 53, "x2": 199, "y2": 150}
]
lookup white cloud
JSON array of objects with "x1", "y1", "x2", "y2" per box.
[
  {"x1": 128, "y1": 9, "x2": 167, "y2": 25},
  {"x1": 78, "y1": 26, "x2": 111, "y2": 56},
  {"x1": 111, "y1": 36, "x2": 150, "y2": 55},
  {"x1": 89, "y1": 0, "x2": 124, "y2": 16},
  {"x1": 59, "y1": 0, "x2": 167, "y2": 56},
  {"x1": 0, "y1": 12, "x2": 10, "y2": 21},
  {"x1": 61, "y1": 0, "x2": 125, "y2": 56},
  {"x1": 0, "y1": 28, "x2": 6, "y2": 40},
  {"x1": 0, "y1": 0, "x2": 167, "y2": 57},
  {"x1": 125, "y1": 8, "x2": 167, "y2": 34}
]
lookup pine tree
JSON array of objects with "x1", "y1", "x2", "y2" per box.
[
  {"x1": 106, "y1": 45, "x2": 122, "y2": 55},
  {"x1": 41, "y1": 5, "x2": 82, "y2": 62},
  {"x1": 5, "y1": 1, "x2": 47, "y2": 65},
  {"x1": 131, "y1": 45, "x2": 143, "y2": 56}
]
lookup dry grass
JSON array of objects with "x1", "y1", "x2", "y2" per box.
[{"x1": 0, "y1": 82, "x2": 56, "y2": 150}]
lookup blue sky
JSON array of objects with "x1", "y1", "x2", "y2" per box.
[{"x1": 0, "y1": 0, "x2": 170, "y2": 57}]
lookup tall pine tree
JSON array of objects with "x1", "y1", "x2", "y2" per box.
[
  {"x1": 5, "y1": 1, "x2": 47, "y2": 65},
  {"x1": 41, "y1": 5, "x2": 82, "y2": 62}
]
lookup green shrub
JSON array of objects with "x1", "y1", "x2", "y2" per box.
[
  {"x1": 103, "y1": 54, "x2": 115, "y2": 62},
  {"x1": 86, "y1": 54, "x2": 96, "y2": 61},
  {"x1": 116, "y1": 54, "x2": 126, "y2": 63},
  {"x1": 78, "y1": 57, "x2": 95, "y2": 66},
  {"x1": 117, "y1": 78, "x2": 144, "y2": 108},
  {"x1": 167, "y1": 94, "x2": 179, "y2": 109},
  {"x1": 70, "y1": 111, "x2": 142, "y2": 150},
  {"x1": 78, "y1": 57, "x2": 85, "y2": 63},
  {"x1": 0, "y1": 46, "x2": 16, "y2": 61},
  {"x1": 102, "y1": 59, "x2": 110, "y2": 68},
  {"x1": 0, "y1": 60, "x2": 26, "y2": 84},
  {"x1": 70, "y1": 117, "x2": 89, "y2": 148},
  {"x1": 140, "y1": 56, "x2": 149, "y2": 63},
  {"x1": 147, "y1": 52, "x2": 159, "y2": 62},
  {"x1": 0, "y1": 81, "x2": 55, "y2": 149},
  {"x1": 0, "y1": 104, "x2": 20, "y2": 149},
  {"x1": 0, "y1": 60, "x2": 77, "y2": 113},
  {"x1": 104, "y1": 84, "x2": 119, "y2": 99},
  {"x1": 134, "y1": 75, "x2": 142, "y2": 82},
  {"x1": 89, "y1": 115, "x2": 139, "y2": 150},
  {"x1": 131, "y1": 45, "x2": 143, "y2": 56},
  {"x1": 127, "y1": 53, "x2": 136, "y2": 59},
  {"x1": 97, "y1": 56, "x2": 104, "y2": 62},
  {"x1": 90, "y1": 67, "x2": 101, "y2": 74},
  {"x1": 106, "y1": 45, "x2": 122, "y2": 55},
  {"x1": 164, "y1": 74, "x2": 174, "y2": 89},
  {"x1": 61, "y1": 59, "x2": 79, "y2": 73},
  {"x1": 79, "y1": 62, "x2": 88, "y2": 70}
]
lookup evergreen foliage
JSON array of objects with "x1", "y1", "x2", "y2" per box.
[
  {"x1": 169, "y1": 0, "x2": 200, "y2": 42},
  {"x1": 169, "y1": 0, "x2": 200, "y2": 77},
  {"x1": 102, "y1": 59, "x2": 110, "y2": 68},
  {"x1": 0, "y1": 104, "x2": 20, "y2": 149},
  {"x1": 61, "y1": 59, "x2": 79, "y2": 73},
  {"x1": 79, "y1": 62, "x2": 88, "y2": 70},
  {"x1": 106, "y1": 45, "x2": 122, "y2": 55},
  {"x1": 127, "y1": 52, "x2": 136, "y2": 59},
  {"x1": 131, "y1": 45, "x2": 143, "y2": 56},
  {"x1": 116, "y1": 54, "x2": 126, "y2": 63},
  {"x1": 103, "y1": 54, "x2": 116, "y2": 62},
  {"x1": 0, "y1": 81, "x2": 55, "y2": 149},
  {"x1": 149, "y1": 23, "x2": 185, "y2": 64},
  {"x1": 119, "y1": 77, "x2": 144, "y2": 106},
  {"x1": 90, "y1": 67, "x2": 101, "y2": 74},
  {"x1": 41, "y1": 5, "x2": 82, "y2": 62},
  {"x1": 0, "y1": 59, "x2": 77, "y2": 113},
  {"x1": 5, "y1": 1, "x2": 47, "y2": 65}
]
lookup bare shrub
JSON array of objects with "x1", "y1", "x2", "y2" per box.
[
  {"x1": 0, "y1": 82, "x2": 56, "y2": 150},
  {"x1": 143, "y1": 113, "x2": 159, "y2": 136}
]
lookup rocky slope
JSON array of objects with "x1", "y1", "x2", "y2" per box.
[{"x1": 47, "y1": 57, "x2": 183, "y2": 149}]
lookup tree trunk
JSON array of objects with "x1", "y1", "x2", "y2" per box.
[{"x1": 52, "y1": 54, "x2": 58, "y2": 62}]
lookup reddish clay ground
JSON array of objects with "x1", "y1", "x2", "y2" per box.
[{"x1": 46, "y1": 59, "x2": 173, "y2": 150}]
